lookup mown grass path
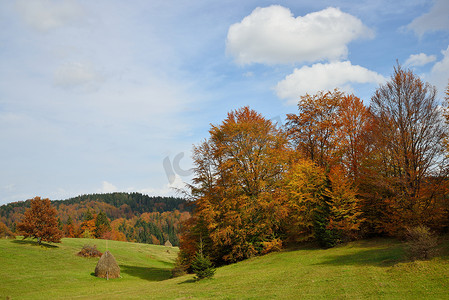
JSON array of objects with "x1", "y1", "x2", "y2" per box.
[{"x1": 1, "y1": 237, "x2": 449, "y2": 299}]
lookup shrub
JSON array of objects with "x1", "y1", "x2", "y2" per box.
[
  {"x1": 261, "y1": 238, "x2": 283, "y2": 255},
  {"x1": 191, "y1": 251, "x2": 215, "y2": 281},
  {"x1": 77, "y1": 244, "x2": 103, "y2": 258},
  {"x1": 171, "y1": 257, "x2": 187, "y2": 278},
  {"x1": 405, "y1": 225, "x2": 438, "y2": 260}
]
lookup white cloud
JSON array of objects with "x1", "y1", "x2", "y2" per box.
[
  {"x1": 1, "y1": 184, "x2": 15, "y2": 192},
  {"x1": 54, "y1": 62, "x2": 105, "y2": 92},
  {"x1": 99, "y1": 181, "x2": 118, "y2": 193},
  {"x1": 276, "y1": 61, "x2": 386, "y2": 104},
  {"x1": 407, "y1": 0, "x2": 449, "y2": 37},
  {"x1": 15, "y1": 0, "x2": 85, "y2": 32},
  {"x1": 135, "y1": 174, "x2": 187, "y2": 197},
  {"x1": 428, "y1": 45, "x2": 449, "y2": 98},
  {"x1": 405, "y1": 53, "x2": 437, "y2": 67},
  {"x1": 226, "y1": 6, "x2": 374, "y2": 65}
]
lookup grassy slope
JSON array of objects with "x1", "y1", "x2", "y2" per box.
[{"x1": 1, "y1": 237, "x2": 449, "y2": 299}]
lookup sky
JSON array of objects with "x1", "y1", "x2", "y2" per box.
[{"x1": 0, "y1": 0, "x2": 448, "y2": 205}]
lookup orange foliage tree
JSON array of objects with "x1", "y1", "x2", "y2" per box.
[
  {"x1": 286, "y1": 90, "x2": 343, "y2": 168},
  {"x1": 79, "y1": 209, "x2": 97, "y2": 238},
  {"x1": 336, "y1": 94, "x2": 373, "y2": 185},
  {"x1": 282, "y1": 159, "x2": 327, "y2": 242},
  {"x1": 177, "y1": 69, "x2": 447, "y2": 268},
  {"x1": 17, "y1": 197, "x2": 63, "y2": 244},
  {"x1": 282, "y1": 159, "x2": 363, "y2": 247},
  {"x1": 181, "y1": 107, "x2": 290, "y2": 266},
  {"x1": 286, "y1": 90, "x2": 372, "y2": 183},
  {"x1": 325, "y1": 166, "x2": 364, "y2": 241},
  {"x1": 0, "y1": 221, "x2": 15, "y2": 239},
  {"x1": 101, "y1": 229, "x2": 127, "y2": 241},
  {"x1": 286, "y1": 91, "x2": 366, "y2": 245},
  {"x1": 63, "y1": 216, "x2": 77, "y2": 238}
]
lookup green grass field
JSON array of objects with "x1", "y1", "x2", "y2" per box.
[{"x1": 1, "y1": 237, "x2": 449, "y2": 299}]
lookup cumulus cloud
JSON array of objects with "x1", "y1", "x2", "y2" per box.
[
  {"x1": 135, "y1": 174, "x2": 186, "y2": 197},
  {"x1": 226, "y1": 5, "x2": 374, "y2": 65},
  {"x1": 15, "y1": 0, "x2": 85, "y2": 32},
  {"x1": 404, "y1": 53, "x2": 437, "y2": 67},
  {"x1": 276, "y1": 61, "x2": 386, "y2": 104},
  {"x1": 99, "y1": 181, "x2": 118, "y2": 193},
  {"x1": 428, "y1": 45, "x2": 449, "y2": 98},
  {"x1": 407, "y1": 0, "x2": 449, "y2": 37},
  {"x1": 54, "y1": 62, "x2": 105, "y2": 92}
]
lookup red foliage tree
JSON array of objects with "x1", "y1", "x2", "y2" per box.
[{"x1": 17, "y1": 197, "x2": 63, "y2": 244}]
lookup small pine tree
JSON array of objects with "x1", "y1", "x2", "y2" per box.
[
  {"x1": 191, "y1": 251, "x2": 215, "y2": 280},
  {"x1": 191, "y1": 237, "x2": 215, "y2": 280},
  {"x1": 313, "y1": 205, "x2": 340, "y2": 248}
]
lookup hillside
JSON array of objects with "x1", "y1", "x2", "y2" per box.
[
  {"x1": 1, "y1": 237, "x2": 449, "y2": 299},
  {"x1": 0, "y1": 193, "x2": 191, "y2": 246},
  {"x1": 0, "y1": 193, "x2": 189, "y2": 224},
  {"x1": 54, "y1": 192, "x2": 190, "y2": 215}
]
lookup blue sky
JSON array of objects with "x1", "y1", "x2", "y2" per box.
[{"x1": 0, "y1": 0, "x2": 448, "y2": 205}]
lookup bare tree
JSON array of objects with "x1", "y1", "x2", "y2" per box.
[{"x1": 370, "y1": 64, "x2": 447, "y2": 226}]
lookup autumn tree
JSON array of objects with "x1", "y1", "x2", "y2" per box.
[
  {"x1": 325, "y1": 166, "x2": 364, "y2": 241},
  {"x1": 80, "y1": 209, "x2": 96, "y2": 238},
  {"x1": 285, "y1": 91, "x2": 367, "y2": 245},
  {"x1": 17, "y1": 197, "x2": 63, "y2": 244},
  {"x1": 178, "y1": 216, "x2": 213, "y2": 271},
  {"x1": 181, "y1": 107, "x2": 290, "y2": 266},
  {"x1": 286, "y1": 90, "x2": 372, "y2": 182},
  {"x1": 64, "y1": 216, "x2": 76, "y2": 238},
  {"x1": 282, "y1": 159, "x2": 327, "y2": 243},
  {"x1": 336, "y1": 94, "x2": 373, "y2": 185},
  {"x1": 286, "y1": 90, "x2": 343, "y2": 168},
  {"x1": 369, "y1": 64, "x2": 447, "y2": 234},
  {"x1": 282, "y1": 160, "x2": 363, "y2": 247},
  {"x1": 94, "y1": 211, "x2": 111, "y2": 238},
  {"x1": 0, "y1": 221, "x2": 15, "y2": 239}
]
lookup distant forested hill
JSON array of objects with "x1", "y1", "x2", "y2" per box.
[
  {"x1": 0, "y1": 192, "x2": 191, "y2": 246},
  {"x1": 54, "y1": 192, "x2": 190, "y2": 215}
]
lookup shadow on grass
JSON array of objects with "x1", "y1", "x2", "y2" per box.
[
  {"x1": 12, "y1": 239, "x2": 59, "y2": 248},
  {"x1": 284, "y1": 238, "x2": 403, "y2": 253},
  {"x1": 119, "y1": 265, "x2": 172, "y2": 281},
  {"x1": 316, "y1": 246, "x2": 404, "y2": 267},
  {"x1": 178, "y1": 279, "x2": 196, "y2": 284}
]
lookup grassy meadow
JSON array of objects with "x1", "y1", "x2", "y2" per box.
[{"x1": 1, "y1": 237, "x2": 449, "y2": 299}]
